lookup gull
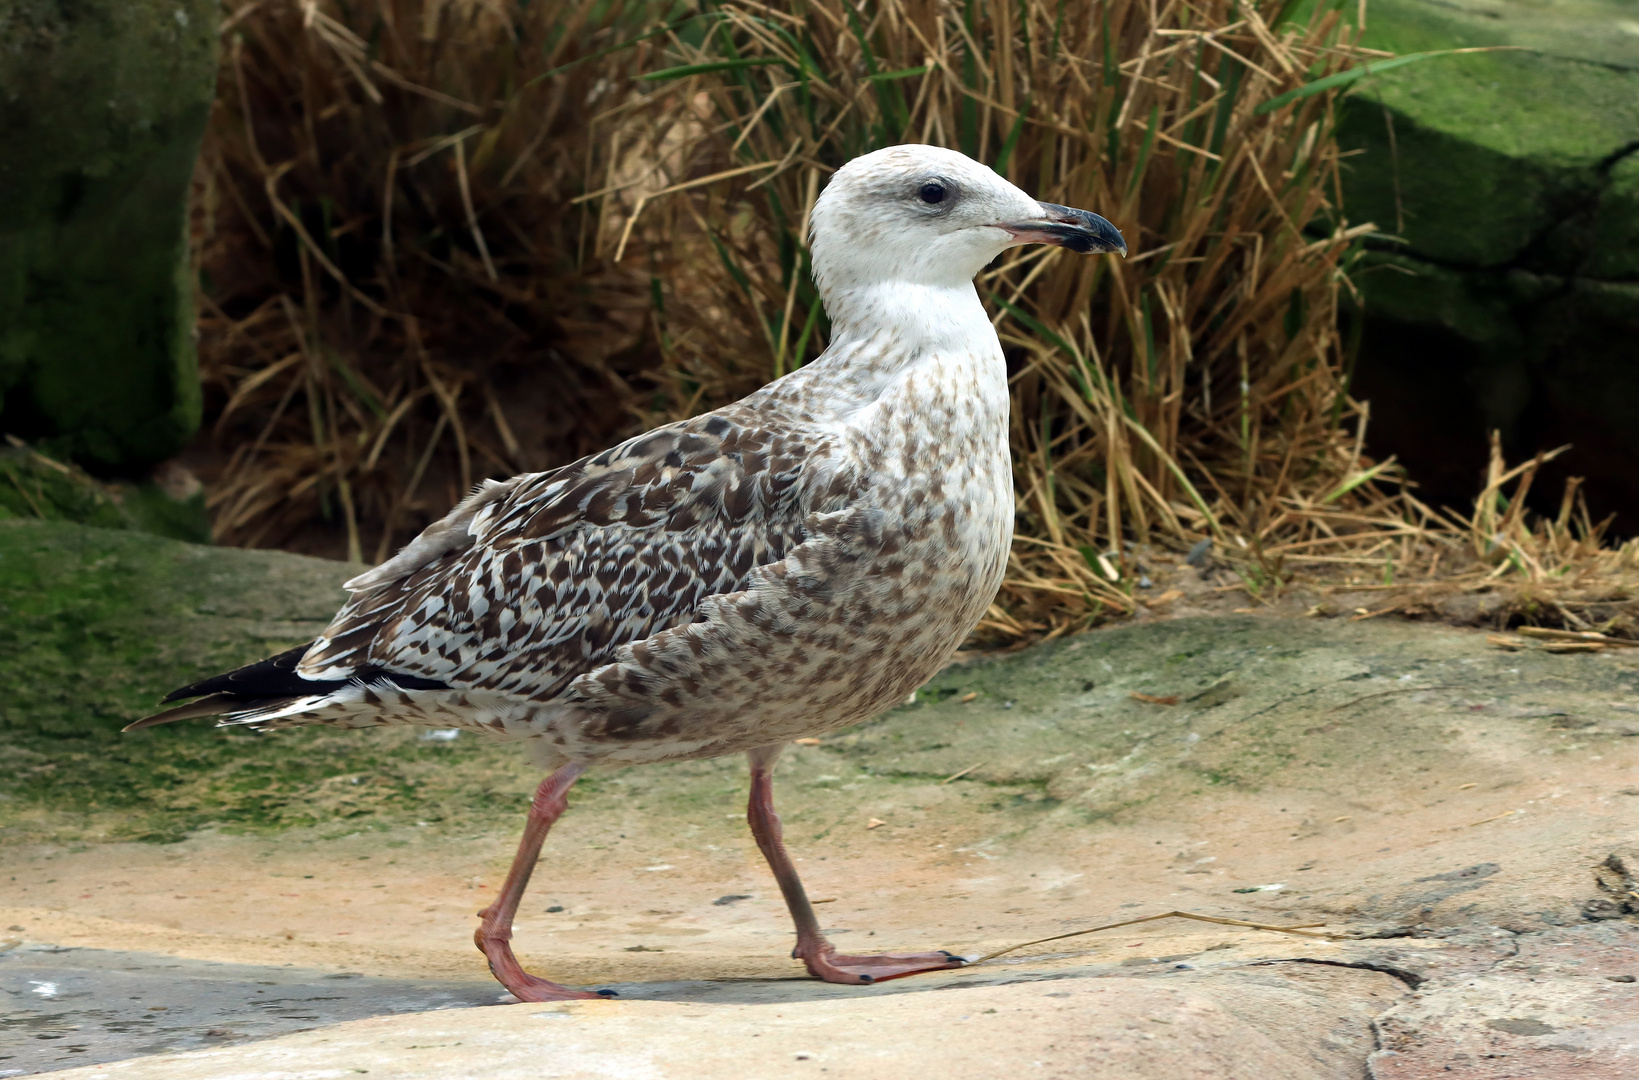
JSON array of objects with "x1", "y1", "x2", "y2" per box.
[{"x1": 130, "y1": 144, "x2": 1126, "y2": 1001}]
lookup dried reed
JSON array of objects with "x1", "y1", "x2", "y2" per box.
[
  {"x1": 194, "y1": 0, "x2": 670, "y2": 559},
  {"x1": 196, "y1": 0, "x2": 1633, "y2": 640},
  {"x1": 1323, "y1": 435, "x2": 1639, "y2": 636},
  {"x1": 602, "y1": 0, "x2": 1408, "y2": 638}
]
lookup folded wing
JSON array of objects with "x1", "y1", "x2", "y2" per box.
[
  {"x1": 299, "y1": 411, "x2": 828, "y2": 703},
  {"x1": 137, "y1": 408, "x2": 837, "y2": 730}
]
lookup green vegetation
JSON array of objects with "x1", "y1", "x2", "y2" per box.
[
  {"x1": 0, "y1": 444, "x2": 210, "y2": 543},
  {"x1": 5, "y1": 521, "x2": 1631, "y2": 848},
  {"x1": 0, "y1": 520, "x2": 519, "y2": 842},
  {"x1": 0, "y1": 0, "x2": 217, "y2": 471}
]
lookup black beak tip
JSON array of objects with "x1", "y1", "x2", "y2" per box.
[
  {"x1": 1082, "y1": 212, "x2": 1128, "y2": 258},
  {"x1": 1035, "y1": 202, "x2": 1127, "y2": 257}
]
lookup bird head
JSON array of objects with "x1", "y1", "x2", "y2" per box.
[{"x1": 809, "y1": 144, "x2": 1126, "y2": 300}]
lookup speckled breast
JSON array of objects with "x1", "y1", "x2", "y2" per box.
[{"x1": 557, "y1": 386, "x2": 1015, "y2": 766}]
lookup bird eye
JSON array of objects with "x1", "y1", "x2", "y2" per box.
[{"x1": 917, "y1": 181, "x2": 947, "y2": 205}]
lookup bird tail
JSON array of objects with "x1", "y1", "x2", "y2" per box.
[
  {"x1": 126, "y1": 644, "x2": 318, "y2": 731},
  {"x1": 123, "y1": 693, "x2": 299, "y2": 731},
  {"x1": 127, "y1": 642, "x2": 454, "y2": 733}
]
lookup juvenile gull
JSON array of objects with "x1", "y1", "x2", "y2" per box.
[{"x1": 132, "y1": 144, "x2": 1126, "y2": 1001}]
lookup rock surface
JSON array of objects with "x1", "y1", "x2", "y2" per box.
[
  {"x1": 1336, "y1": 0, "x2": 1639, "y2": 527},
  {"x1": 0, "y1": 521, "x2": 1636, "y2": 1077},
  {"x1": 15, "y1": 961, "x2": 1408, "y2": 1080},
  {"x1": 0, "y1": 0, "x2": 218, "y2": 473},
  {"x1": 0, "y1": 447, "x2": 210, "y2": 543}
]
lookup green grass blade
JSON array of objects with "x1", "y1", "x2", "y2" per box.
[
  {"x1": 1117, "y1": 413, "x2": 1227, "y2": 542},
  {"x1": 1101, "y1": 6, "x2": 1118, "y2": 86},
  {"x1": 994, "y1": 99, "x2": 1032, "y2": 178},
  {"x1": 791, "y1": 292, "x2": 824, "y2": 368},
  {"x1": 1126, "y1": 103, "x2": 1160, "y2": 196},
  {"x1": 640, "y1": 57, "x2": 786, "y2": 81},
  {"x1": 865, "y1": 65, "x2": 929, "y2": 82},
  {"x1": 530, "y1": 13, "x2": 710, "y2": 86},
  {"x1": 989, "y1": 293, "x2": 1073, "y2": 358},
  {"x1": 326, "y1": 351, "x2": 385, "y2": 420},
  {"x1": 1139, "y1": 288, "x2": 1158, "y2": 381},
  {"x1": 1253, "y1": 48, "x2": 1518, "y2": 114},
  {"x1": 1320, "y1": 459, "x2": 1397, "y2": 504}
]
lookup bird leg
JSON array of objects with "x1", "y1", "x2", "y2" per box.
[
  {"x1": 475, "y1": 761, "x2": 609, "y2": 1001},
  {"x1": 746, "y1": 745, "x2": 966, "y2": 984}
]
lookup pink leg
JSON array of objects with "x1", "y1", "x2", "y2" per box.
[
  {"x1": 746, "y1": 745, "x2": 966, "y2": 985},
  {"x1": 475, "y1": 762, "x2": 609, "y2": 1001}
]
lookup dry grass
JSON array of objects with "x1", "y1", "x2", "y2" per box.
[
  {"x1": 589, "y1": 0, "x2": 1394, "y2": 637},
  {"x1": 192, "y1": 0, "x2": 1635, "y2": 639},
  {"x1": 602, "y1": 0, "x2": 1636, "y2": 639},
  {"x1": 193, "y1": 0, "x2": 671, "y2": 559},
  {"x1": 1304, "y1": 436, "x2": 1639, "y2": 639}
]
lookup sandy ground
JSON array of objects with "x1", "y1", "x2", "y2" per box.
[
  {"x1": 4, "y1": 613, "x2": 1638, "y2": 1077},
  {"x1": 2, "y1": 751, "x2": 1635, "y2": 985}
]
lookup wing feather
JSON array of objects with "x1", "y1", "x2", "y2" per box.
[{"x1": 297, "y1": 407, "x2": 835, "y2": 701}]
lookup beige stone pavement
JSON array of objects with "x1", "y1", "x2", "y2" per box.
[
  {"x1": 35, "y1": 965, "x2": 1408, "y2": 1080},
  {"x1": 5, "y1": 615, "x2": 1638, "y2": 1078}
]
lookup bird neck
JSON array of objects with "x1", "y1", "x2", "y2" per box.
[
  {"x1": 822, "y1": 279, "x2": 1000, "y2": 378},
  {"x1": 783, "y1": 280, "x2": 1007, "y2": 419},
  {"x1": 824, "y1": 280, "x2": 993, "y2": 352}
]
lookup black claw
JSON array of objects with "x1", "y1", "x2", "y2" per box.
[
  {"x1": 858, "y1": 973, "x2": 875, "y2": 983},
  {"x1": 597, "y1": 988, "x2": 620, "y2": 998},
  {"x1": 940, "y1": 951, "x2": 966, "y2": 963}
]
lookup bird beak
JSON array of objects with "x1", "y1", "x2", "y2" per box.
[{"x1": 1003, "y1": 202, "x2": 1127, "y2": 257}]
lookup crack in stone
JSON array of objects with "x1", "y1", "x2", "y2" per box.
[{"x1": 1255, "y1": 955, "x2": 1427, "y2": 989}]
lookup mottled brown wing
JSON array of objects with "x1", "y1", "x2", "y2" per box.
[{"x1": 297, "y1": 410, "x2": 834, "y2": 701}]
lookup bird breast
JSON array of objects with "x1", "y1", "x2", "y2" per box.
[{"x1": 547, "y1": 324, "x2": 1017, "y2": 765}]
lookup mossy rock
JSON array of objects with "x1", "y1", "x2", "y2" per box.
[
  {"x1": 1339, "y1": 0, "x2": 1639, "y2": 273},
  {"x1": 5, "y1": 521, "x2": 1634, "y2": 853},
  {"x1": 0, "y1": 520, "x2": 355, "y2": 840},
  {"x1": 1332, "y1": 0, "x2": 1639, "y2": 528},
  {"x1": 0, "y1": 445, "x2": 210, "y2": 543},
  {"x1": 0, "y1": 0, "x2": 218, "y2": 473}
]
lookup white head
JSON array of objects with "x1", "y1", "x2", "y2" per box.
[{"x1": 809, "y1": 145, "x2": 1125, "y2": 321}]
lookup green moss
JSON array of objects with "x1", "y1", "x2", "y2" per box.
[
  {"x1": 1591, "y1": 154, "x2": 1639, "y2": 281},
  {"x1": 0, "y1": 447, "x2": 211, "y2": 542},
  {"x1": 0, "y1": 520, "x2": 377, "y2": 840},
  {"x1": 0, "y1": 451, "x2": 129, "y2": 531},
  {"x1": 115, "y1": 480, "x2": 212, "y2": 545},
  {"x1": 3, "y1": 522, "x2": 1633, "y2": 849},
  {"x1": 0, "y1": 0, "x2": 218, "y2": 471},
  {"x1": 0, "y1": 523, "x2": 703, "y2": 844},
  {"x1": 1337, "y1": 0, "x2": 1639, "y2": 272}
]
